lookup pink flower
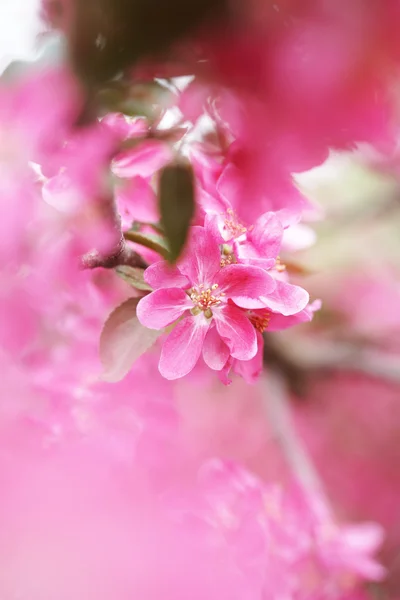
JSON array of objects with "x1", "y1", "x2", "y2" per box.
[
  {"x1": 137, "y1": 226, "x2": 276, "y2": 380},
  {"x1": 202, "y1": 202, "x2": 310, "y2": 317}
]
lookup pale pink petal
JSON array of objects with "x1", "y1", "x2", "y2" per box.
[
  {"x1": 136, "y1": 288, "x2": 192, "y2": 329},
  {"x1": 215, "y1": 264, "x2": 276, "y2": 308},
  {"x1": 248, "y1": 212, "x2": 284, "y2": 260},
  {"x1": 144, "y1": 261, "x2": 190, "y2": 290},
  {"x1": 112, "y1": 140, "x2": 172, "y2": 179},
  {"x1": 282, "y1": 223, "x2": 317, "y2": 252},
  {"x1": 159, "y1": 316, "x2": 210, "y2": 379},
  {"x1": 261, "y1": 280, "x2": 309, "y2": 316},
  {"x1": 215, "y1": 304, "x2": 257, "y2": 361},
  {"x1": 202, "y1": 325, "x2": 230, "y2": 370},
  {"x1": 178, "y1": 226, "x2": 221, "y2": 286}
]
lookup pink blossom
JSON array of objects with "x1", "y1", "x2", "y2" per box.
[
  {"x1": 137, "y1": 226, "x2": 276, "y2": 379},
  {"x1": 201, "y1": 202, "x2": 310, "y2": 317}
]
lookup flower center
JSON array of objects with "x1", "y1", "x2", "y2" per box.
[
  {"x1": 224, "y1": 208, "x2": 247, "y2": 238},
  {"x1": 220, "y1": 244, "x2": 236, "y2": 268},
  {"x1": 188, "y1": 284, "x2": 225, "y2": 317},
  {"x1": 248, "y1": 309, "x2": 271, "y2": 333}
]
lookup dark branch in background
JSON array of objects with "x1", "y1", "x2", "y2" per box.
[
  {"x1": 68, "y1": 0, "x2": 229, "y2": 87},
  {"x1": 264, "y1": 333, "x2": 400, "y2": 394},
  {"x1": 263, "y1": 334, "x2": 309, "y2": 398}
]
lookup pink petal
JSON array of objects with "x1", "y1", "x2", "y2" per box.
[
  {"x1": 215, "y1": 264, "x2": 276, "y2": 308},
  {"x1": 190, "y1": 144, "x2": 223, "y2": 193},
  {"x1": 248, "y1": 212, "x2": 284, "y2": 260},
  {"x1": 136, "y1": 288, "x2": 192, "y2": 329},
  {"x1": 144, "y1": 261, "x2": 190, "y2": 290},
  {"x1": 235, "y1": 240, "x2": 276, "y2": 269},
  {"x1": 112, "y1": 140, "x2": 172, "y2": 179},
  {"x1": 204, "y1": 213, "x2": 226, "y2": 244},
  {"x1": 102, "y1": 113, "x2": 148, "y2": 140},
  {"x1": 159, "y1": 316, "x2": 210, "y2": 379},
  {"x1": 267, "y1": 299, "x2": 320, "y2": 331},
  {"x1": 199, "y1": 188, "x2": 230, "y2": 218},
  {"x1": 202, "y1": 325, "x2": 230, "y2": 370},
  {"x1": 233, "y1": 332, "x2": 264, "y2": 384},
  {"x1": 179, "y1": 82, "x2": 210, "y2": 123},
  {"x1": 116, "y1": 176, "x2": 158, "y2": 224},
  {"x1": 178, "y1": 226, "x2": 221, "y2": 286},
  {"x1": 216, "y1": 163, "x2": 243, "y2": 211},
  {"x1": 282, "y1": 223, "x2": 317, "y2": 252},
  {"x1": 261, "y1": 280, "x2": 309, "y2": 316},
  {"x1": 215, "y1": 304, "x2": 257, "y2": 361},
  {"x1": 218, "y1": 359, "x2": 233, "y2": 385}
]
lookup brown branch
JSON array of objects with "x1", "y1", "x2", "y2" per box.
[
  {"x1": 82, "y1": 195, "x2": 147, "y2": 270},
  {"x1": 82, "y1": 236, "x2": 147, "y2": 270}
]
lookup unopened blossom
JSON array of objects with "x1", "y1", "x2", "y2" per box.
[{"x1": 137, "y1": 226, "x2": 276, "y2": 379}]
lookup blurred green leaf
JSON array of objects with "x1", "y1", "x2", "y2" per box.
[
  {"x1": 115, "y1": 266, "x2": 153, "y2": 291},
  {"x1": 124, "y1": 230, "x2": 170, "y2": 260},
  {"x1": 159, "y1": 162, "x2": 195, "y2": 263}
]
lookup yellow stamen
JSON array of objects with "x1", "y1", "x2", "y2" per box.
[
  {"x1": 189, "y1": 284, "x2": 222, "y2": 312},
  {"x1": 275, "y1": 257, "x2": 286, "y2": 273},
  {"x1": 224, "y1": 208, "x2": 247, "y2": 238}
]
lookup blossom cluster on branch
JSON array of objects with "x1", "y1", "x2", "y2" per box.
[{"x1": 1, "y1": 0, "x2": 400, "y2": 598}]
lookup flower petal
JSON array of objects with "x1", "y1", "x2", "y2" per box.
[
  {"x1": 159, "y1": 316, "x2": 210, "y2": 379},
  {"x1": 235, "y1": 240, "x2": 276, "y2": 269},
  {"x1": 267, "y1": 299, "x2": 320, "y2": 330},
  {"x1": 116, "y1": 176, "x2": 158, "y2": 225},
  {"x1": 215, "y1": 304, "x2": 257, "y2": 361},
  {"x1": 144, "y1": 261, "x2": 189, "y2": 290},
  {"x1": 202, "y1": 325, "x2": 230, "y2": 370},
  {"x1": 233, "y1": 331, "x2": 264, "y2": 384},
  {"x1": 248, "y1": 211, "x2": 284, "y2": 260},
  {"x1": 136, "y1": 288, "x2": 192, "y2": 329},
  {"x1": 112, "y1": 140, "x2": 172, "y2": 179},
  {"x1": 215, "y1": 264, "x2": 276, "y2": 308},
  {"x1": 178, "y1": 226, "x2": 221, "y2": 286},
  {"x1": 261, "y1": 280, "x2": 309, "y2": 316}
]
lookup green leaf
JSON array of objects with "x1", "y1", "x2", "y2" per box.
[
  {"x1": 115, "y1": 266, "x2": 153, "y2": 291},
  {"x1": 159, "y1": 162, "x2": 195, "y2": 263},
  {"x1": 100, "y1": 298, "x2": 162, "y2": 382},
  {"x1": 123, "y1": 230, "x2": 170, "y2": 259}
]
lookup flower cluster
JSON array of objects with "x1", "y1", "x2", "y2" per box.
[
  {"x1": 1, "y1": 0, "x2": 399, "y2": 597},
  {"x1": 137, "y1": 218, "x2": 314, "y2": 382}
]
